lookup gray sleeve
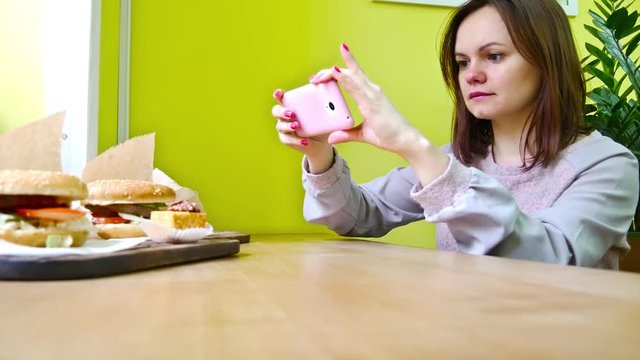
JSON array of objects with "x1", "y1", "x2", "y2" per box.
[
  {"x1": 302, "y1": 152, "x2": 425, "y2": 237},
  {"x1": 410, "y1": 149, "x2": 639, "y2": 266}
]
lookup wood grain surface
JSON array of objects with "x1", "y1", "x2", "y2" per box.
[{"x1": 0, "y1": 233, "x2": 638, "y2": 359}]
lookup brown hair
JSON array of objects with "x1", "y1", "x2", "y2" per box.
[{"x1": 440, "y1": 0, "x2": 589, "y2": 169}]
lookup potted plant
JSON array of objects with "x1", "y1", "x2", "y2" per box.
[
  {"x1": 582, "y1": 0, "x2": 640, "y2": 270},
  {"x1": 582, "y1": 0, "x2": 640, "y2": 222}
]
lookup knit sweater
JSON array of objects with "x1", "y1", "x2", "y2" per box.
[{"x1": 302, "y1": 131, "x2": 639, "y2": 269}]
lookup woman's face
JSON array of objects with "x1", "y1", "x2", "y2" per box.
[{"x1": 455, "y1": 5, "x2": 542, "y2": 126}]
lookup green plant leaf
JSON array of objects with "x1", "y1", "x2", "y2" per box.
[
  {"x1": 614, "y1": 75, "x2": 626, "y2": 95},
  {"x1": 621, "y1": 0, "x2": 637, "y2": 12},
  {"x1": 584, "y1": 104, "x2": 598, "y2": 114},
  {"x1": 614, "y1": 9, "x2": 637, "y2": 39},
  {"x1": 618, "y1": 104, "x2": 640, "y2": 143},
  {"x1": 589, "y1": 87, "x2": 620, "y2": 109},
  {"x1": 594, "y1": 1, "x2": 612, "y2": 18},
  {"x1": 607, "y1": 8, "x2": 628, "y2": 33},
  {"x1": 590, "y1": 10, "x2": 608, "y2": 28},
  {"x1": 621, "y1": 82, "x2": 634, "y2": 99},
  {"x1": 581, "y1": 55, "x2": 595, "y2": 66},
  {"x1": 585, "y1": 24, "x2": 602, "y2": 40},
  {"x1": 626, "y1": 31, "x2": 640, "y2": 56},
  {"x1": 601, "y1": 0, "x2": 614, "y2": 11},
  {"x1": 586, "y1": 43, "x2": 615, "y2": 71},
  {"x1": 583, "y1": 0, "x2": 640, "y2": 160},
  {"x1": 612, "y1": 97, "x2": 627, "y2": 113},
  {"x1": 600, "y1": 28, "x2": 640, "y2": 95},
  {"x1": 585, "y1": 64, "x2": 616, "y2": 89}
]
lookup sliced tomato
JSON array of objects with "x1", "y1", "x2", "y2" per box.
[
  {"x1": 92, "y1": 216, "x2": 129, "y2": 224},
  {"x1": 15, "y1": 207, "x2": 86, "y2": 222}
]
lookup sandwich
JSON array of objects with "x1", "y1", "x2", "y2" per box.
[
  {"x1": 150, "y1": 200, "x2": 207, "y2": 230},
  {"x1": 0, "y1": 169, "x2": 91, "y2": 247},
  {"x1": 82, "y1": 179, "x2": 176, "y2": 239}
]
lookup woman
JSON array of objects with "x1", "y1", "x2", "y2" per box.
[{"x1": 271, "y1": 0, "x2": 639, "y2": 268}]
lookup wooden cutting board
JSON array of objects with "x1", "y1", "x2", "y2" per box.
[{"x1": 0, "y1": 232, "x2": 249, "y2": 281}]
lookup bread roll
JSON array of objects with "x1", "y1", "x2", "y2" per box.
[
  {"x1": 83, "y1": 179, "x2": 175, "y2": 205},
  {"x1": 0, "y1": 169, "x2": 87, "y2": 199},
  {"x1": 0, "y1": 229, "x2": 88, "y2": 247},
  {"x1": 94, "y1": 223, "x2": 146, "y2": 239}
]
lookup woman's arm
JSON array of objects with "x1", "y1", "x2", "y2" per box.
[
  {"x1": 302, "y1": 152, "x2": 425, "y2": 237},
  {"x1": 411, "y1": 137, "x2": 639, "y2": 266}
]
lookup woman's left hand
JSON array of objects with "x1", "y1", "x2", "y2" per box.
[
  {"x1": 310, "y1": 44, "x2": 425, "y2": 159},
  {"x1": 311, "y1": 44, "x2": 450, "y2": 186}
]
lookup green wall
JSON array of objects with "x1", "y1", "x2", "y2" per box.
[
  {"x1": 98, "y1": 0, "x2": 121, "y2": 153},
  {"x1": 98, "y1": 0, "x2": 607, "y2": 247}
]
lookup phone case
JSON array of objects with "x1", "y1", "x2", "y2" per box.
[{"x1": 282, "y1": 81, "x2": 354, "y2": 137}]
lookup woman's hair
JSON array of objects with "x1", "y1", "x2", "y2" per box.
[{"x1": 440, "y1": 0, "x2": 589, "y2": 169}]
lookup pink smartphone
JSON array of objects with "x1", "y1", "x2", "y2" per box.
[{"x1": 282, "y1": 80, "x2": 354, "y2": 137}]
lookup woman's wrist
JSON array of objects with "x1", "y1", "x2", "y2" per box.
[
  {"x1": 307, "y1": 146, "x2": 335, "y2": 174},
  {"x1": 399, "y1": 134, "x2": 449, "y2": 186}
]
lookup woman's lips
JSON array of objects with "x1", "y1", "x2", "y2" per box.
[{"x1": 469, "y1": 92, "x2": 493, "y2": 100}]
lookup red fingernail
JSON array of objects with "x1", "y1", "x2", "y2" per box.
[
  {"x1": 342, "y1": 43, "x2": 350, "y2": 52},
  {"x1": 301, "y1": 139, "x2": 309, "y2": 146},
  {"x1": 333, "y1": 66, "x2": 341, "y2": 73},
  {"x1": 291, "y1": 122, "x2": 298, "y2": 130},
  {"x1": 273, "y1": 89, "x2": 282, "y2": 98},
  {"x1": 284, "y1": 110, "x2": 293, "y2": 118}
]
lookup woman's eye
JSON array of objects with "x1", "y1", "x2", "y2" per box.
[
  {"x1": 456, "y1": 59, "x2": 469, "y2": 68},
  {"x1": 488, "y1": 53, "x2": 502, "y2": 61}
]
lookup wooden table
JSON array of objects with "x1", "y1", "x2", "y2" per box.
[{"x1": 1, "y1": 234, "x2": 639, "y2": 359}]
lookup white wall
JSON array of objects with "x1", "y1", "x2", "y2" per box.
[
  {"x1": 43, "y1": 0, "x2": 99, "y2": 176},
  {"x1": 0, "y1": 0, "x2": 99, "y2": 176}
]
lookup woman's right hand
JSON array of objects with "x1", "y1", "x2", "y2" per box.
[
  {"x1": 272, "y1": 89, "x2": 335, "y2": 174},
  {"x1": 308, "y1": 44, "x2": 450, "y2": 186}
]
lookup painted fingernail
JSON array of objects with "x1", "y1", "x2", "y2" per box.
[
  {"x1": 342, "y1": 43, "x2": 350, "y2": 52},
  {"x1": 333, "y1": 66, "x2": 341, "y2": 73},
  {"x1": 301, "y1": 139, "x2": 309, "y2": 146},
  {"x1": 273, "y1": 89, "x2": 282, "y2": 98},
  {"x1": 290, "y1": 122, "x2": 299, "y2": 130},
  {"x1": 284, "y1": 110, "x2": 293, "y2": 118}
]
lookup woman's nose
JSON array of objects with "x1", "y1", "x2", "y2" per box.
[{"x1": 464, "y1": 62, "x2": 487, "y2": 84}]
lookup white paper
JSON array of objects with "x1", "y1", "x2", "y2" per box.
[
  {"x1": 140, "y1": 221, "x2": 213, "y2": 244},
  {"x1": 152, "y1": 168, "x2": 206, "y2": 213},
  {"x1": 0, "y1": 237, "x2": 149, "y2": 257}
]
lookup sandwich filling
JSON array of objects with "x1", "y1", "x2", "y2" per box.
[
  {"x1": 85, "y1": 202, "x2": 167, "y2": 224},
  {"x1": 0, "y1": 195, "x2": 92, "y2": 247}
]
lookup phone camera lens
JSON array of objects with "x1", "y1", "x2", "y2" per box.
[{"x1": 328, "y1": 102, "x2": 335, "y2": 111}]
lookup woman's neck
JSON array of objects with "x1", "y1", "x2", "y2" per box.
[{"x1": 490, "y1": 119, "x2": 532, "y2": 166}]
